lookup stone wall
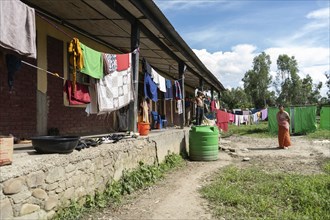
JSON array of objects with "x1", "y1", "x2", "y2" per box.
[{"x1": 0, "y1": 129, "x2": 189, "y2": 219}]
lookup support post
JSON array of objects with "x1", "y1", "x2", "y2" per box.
[
  {"x1": 218, "y1": 91, "x2": 221, "y2": 108},
  {"x1": 211, "y1": 87, "x2": 214, "y2": 101},
  {"x1": 179, "y1": 61, "x2": 185, "y2": 129},
  {"x1": 129, "y1": 19, "x2": 140, "y2": 133},
  {"x1": 199, "y1": 78, "x2": 204, "y2": 91}
]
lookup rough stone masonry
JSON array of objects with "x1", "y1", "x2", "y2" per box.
[{"x1": 0, "y1": 129, "x2": 189, "y2": 219}]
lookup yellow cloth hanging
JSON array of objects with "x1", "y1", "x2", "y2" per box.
[
  {"x1": 68, "y1": 37, "x2": 84, "y2": 93},
  {"x1": 142, "y1": 100, "x2": 150, "y2": 123}
]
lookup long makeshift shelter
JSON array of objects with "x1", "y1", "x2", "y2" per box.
[{"x1": 0, "y1": 0, "x2": 225, "y2": 138}]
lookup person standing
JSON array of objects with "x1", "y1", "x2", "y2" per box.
[
  {"x1": 195, "y1": 91, "x2": 204, "y2": 125},
  {"x1": 276, "y1": 104, "x2": 291, "y2": 149}
]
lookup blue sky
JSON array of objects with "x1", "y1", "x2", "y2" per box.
[{"x1": 155, "y1": 0, "x2": 330, "y2": 97}]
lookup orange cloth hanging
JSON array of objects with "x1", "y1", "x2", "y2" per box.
[{"x1": 68, "y1": 38, "x2": 84, "y2": 93}]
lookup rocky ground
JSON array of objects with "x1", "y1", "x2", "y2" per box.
[{"x1": 84, "y1": 135, "x2": 330, "y2": 220}]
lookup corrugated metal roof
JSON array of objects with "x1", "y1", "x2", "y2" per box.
[{"x1": 23, "y1": 0, "x2": 225, "y2": 93}]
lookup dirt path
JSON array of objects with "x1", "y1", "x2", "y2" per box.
[{"x1": 86, "y1": 135, "x2": 330, "y2": 220}]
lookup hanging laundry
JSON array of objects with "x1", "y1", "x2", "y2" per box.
[
  {"x1": 164, "y1": 79, "x2": 173, "y2": 100},
  {"x1": 85, "y1": 81, "x2": 98, "y2": 115},
  {"x1": 68, "y1": 37, "x2": 84, "y2": 93},
  {"x1": 239, "y1": 115, "x2": 244, "y2": 124},
  {"x1": 103, "y1": 53, "x2": 117, "y2": 74},
  {"x1": 242, "y1": 110, "x2": 250, "y2": 115},
  {"x1": 116, "y1": 53, "x2": 130, "y2": 71},
  {"x1": 177, "y1": 100, "x2": 183, "y2": 115},
  {"x1": 215, "y1": 100, "x2": 220, "y2": 109},
  {"x1": 158, "y1": 74, "x2": 166, "y2": 92},
  {"x1": 234, "y1": 115, "x2": 239, "y2": 126},
  {"x1": 253, "y1": 112, "x2": 259, "y2": 123},
  {"x1": 64, "y1": 80, "x2": 91, "y2": 105},
  {"x1": 243, "y1": 115, "x2": 250, "y2": 125},
  {"x1": 216, "y1": 110, "x2": 229, "y2": 132},
  {"x1": 0, "y1": 0, "x2": 37, "y2": 58},
  {"x1": 144, "y1": 72, "x2": 158, "y2": 102},
  {"x1": 151, "y1": 68, "x2": 160, "y2": 85},
  {"x1": 174, "y1": 80, "x2": 182, "y2": 100},
  {"x1": 5, "y1": 54, "x2": 22, "y2": 90},
  {"x1": 80, "y1": 43, "x2": 103, "y2": 79},
  {"x1": 97, "y1": 54, "x2": 133, "y2": 112},
  {"x1": 229, "y1": 113, "x2": 235, "y2": 123},
  {"x1": 210, "y1": 100, "x2": 217, "y2": 112},
  {"x1": 261, "y1": 109, "x2": 268, "y2": 120},
  {"x1": 142, "y1": 58, "x2": 152, "y2": 74},
  {"x1": 141, "y1": 100, "x2": 150, "y2": 123}
]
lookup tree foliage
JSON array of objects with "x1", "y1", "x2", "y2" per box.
[
  {"x1": 221, "y1": 87, "x2": 251, "y2": 110},
  {"x1": 326, "y1": 72, "x2": 330, "y2": 101},
  {"x1": 220, "y1": 54, "x2": 326, "y2": 110},
  {"x1": 242, "y1": 52, "x2": 273, "y2": 108},
  {"x1": 274, "y1": 54, "x2": 323, "y2": 106}
]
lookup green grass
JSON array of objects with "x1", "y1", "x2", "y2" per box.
[
  {"x1": 200, "y1": 161, "x2": 330, "y2": 220},
  {"x1": 221, "y1": 122, "x2": 275, "y2": 138},
  {"x1": 221, "y1": 121, "x2": 330, "y2": 139},
  {"x1": 306, "y1": 129, "x2": 330, "y2": 140}
]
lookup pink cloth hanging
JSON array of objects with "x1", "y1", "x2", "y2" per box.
[{"x1": 216, "y1": 110, "x2": 229, "y2": 132}]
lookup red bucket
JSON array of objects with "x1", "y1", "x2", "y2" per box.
[{"x1": 138, "y1": 122, "x2": 150, "y2": 136}]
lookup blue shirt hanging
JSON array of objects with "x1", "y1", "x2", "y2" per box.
[
  {"x1": 164, "y1": 79, "x2": 173, "y2": 100},
  {"x1": 144, "y1": 72, "x2": 158, "y2": 102}
]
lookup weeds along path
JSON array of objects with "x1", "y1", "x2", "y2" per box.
[
  {"x1": 87, "y1": 152, "x2": 233, "y2": 220},
  {"x1": 87, "y1": 135, "x2": 329, "y2": 220}
]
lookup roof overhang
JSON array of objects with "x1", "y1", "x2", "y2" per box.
[{"x1": 22, "y1": 0, "x2": 225, "y2": 93}]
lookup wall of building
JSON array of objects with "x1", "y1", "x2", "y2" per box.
[
  {"x1": 1, "y1": 15, "x2": 189, "y2": 138},
  {"x1": 0, "y1": 52, "x2": 38, "y2": 138},
  {"x1": 0, "y1": 129, "x2": 189, "y2": 219}
]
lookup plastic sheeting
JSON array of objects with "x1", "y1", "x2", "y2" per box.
[
  {"x1": 320, "y1": 107, "x2": 330, "y2": 130},
  {"x1": 268, "y1": 106, "x2": 317, "y2": 134},
  {"x1": 293, "y1": 106, "x2": 317, "y2": 133}
]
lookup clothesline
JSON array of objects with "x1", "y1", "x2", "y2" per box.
[
  {"x1": 21, "y1": 61, "x2": 64, "y2": 80},
  {"x1": 20, "y1": 56, "x2": 177, "y2": 83},
  {"x1": 36, "y1": 12, "x2": 171, "y2": 83},
  {"x1": 36, "y1": 13, "x2": 73, "y2": 40},
  {"x1": 32, "y1": 13, "x2": 176, "y2": 85}
]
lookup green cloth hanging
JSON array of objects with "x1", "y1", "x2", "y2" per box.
[
  {"x1": 293, "y1": 106, "x2": 317, "y2": 133},
  {"x1": 268, "y1": 107, "x2": 278, "y2": 134},
  {"x1": 320, "y1": 106, "x2": 330, "y2": 130},
  {"x1": 80, "y1": 43, "x2": 103, "y2": 79}
]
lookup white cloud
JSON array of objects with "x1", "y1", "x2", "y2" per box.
[
  {"x1": 193, "y1": 45, "x2": 329, "y2": 97},
  {"x1": 274, "y1": 7, "x2": 330, "y2": 47},
  {"x1": 154, "y1": 0, "x2": 236, "y2": 11},
  {"x1": 306, "y1": 7, "x2": 330, "y2": 19},
  {"x1": 193, "y1": 44, "x2": 257, "y2": 90},
  {"x1": 154, "y1": 0, "x2": 219, "y2": 11}
]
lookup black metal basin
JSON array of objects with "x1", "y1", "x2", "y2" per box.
[{"x1": 30, "y1": 136, "x2": 80, "y2": 154}]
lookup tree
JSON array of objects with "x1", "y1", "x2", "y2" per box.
[
  {"x1": 275, "y1": 54, "x2": 302, "y2": 105},
  {"x1": 326, "y1": 72, "x2": 330, "y2": 100},
  {"x1": 242, "y1": 52, "x2": 272, "y2": 108},
  {"x1": 221, "y1": 87, "x2": 251, "y2": 110},
  {"x1": 301, "y1": 75, "x2": 322, "y2": 104},
  {"x1": 275, "y1": 55, "x2": 323, "y2": 105}
]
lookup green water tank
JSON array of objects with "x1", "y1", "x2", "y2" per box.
[{"x1": 189, "y1": 126, "x2": 219, "y2": 161}]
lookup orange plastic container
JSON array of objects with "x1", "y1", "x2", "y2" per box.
[{"x1": 138, "y1": 122, "x2": 150, "y2": 136}]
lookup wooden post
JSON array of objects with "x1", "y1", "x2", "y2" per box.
[
  {"x1": 211, "y1": 87, "x2": 214, "y2": 101},
  {"x1": 129, "y1": 19, "x2": 140, "y2": 133},
  {"x1": 199, "y1": 78, "x2": 204, "y2": 91},
  {"x1": 179, "y1": 61, "x2": 185, "y2": 128}
]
